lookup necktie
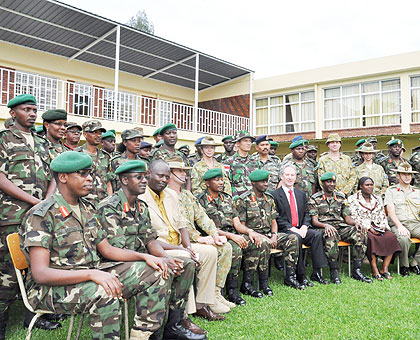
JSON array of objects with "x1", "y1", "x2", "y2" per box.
[{"x1": 289, "y1": 189, "x2": 298, "y2": 227}]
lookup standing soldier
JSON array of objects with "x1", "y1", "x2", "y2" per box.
[
  {"x1": 197, "y1": 169, "x2": 270, "y2": 305},
  {"x1": 287, "y1": 139, "x2": 317, "y2": 200},
  {"x1": 351, "y1": 138, "x2": 366, "y2": 167},
  {"x1": 3, "y1": 117, "x2": 14, "y2": 129},
  {"x1": 101, "y1": 129, "x2": 116, "y2": 159},
  {"x1": 75, "y1": 120, "x2": 108, "y2": 205},
  {"x1": 41, "y1": 109, "x2": 68, "y2": 159},
  {"x1": 306, "y1": 145, "x2": 318, "y2": 165},
  {"x1": 378, "y1": 138, "x2": 409, "y2": 186},
  {"x1": 188, "y1": 137, "x2": 204, "y2": 167},
  {"x1": 366, "y1": 137, "x2": 386, "y2": 164},
  {"x1": 253, "y1": 135, "x2": 281, "y2": 192},
  {"x1": 269, "y1": 140, "x2": 281, "y2": 162},
  {"x1": 152, "y1": 127, "x2": 162, "y2": 145},
  {"x1": 178, "y1": 144, "x2": 191, "y2": 159},
  {"x1": 216, "y1": 135, "x2": 235, "y2": 163},
  {"x1": 317, "y1": 133, "x2": 357, "y2": 197},
  {"x1": 409, "y1": 137, "x2": 420, "y2": 187},
  {"x1": 0, "y1": 94, "x2": 59, "y2": 337},
  {"x1": 139, "y1": 141, "x2": 153, "y2": 164},
  {"x1": 63, "y1": 122, "x2": 82, "y2": 150},
  {"x1": 225, "y1": 130, "x2": 259, "y2": 198}
]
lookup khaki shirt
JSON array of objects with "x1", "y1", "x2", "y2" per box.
[{"x1": 384, "y1": 184, "x2": 420, "y2": 222}]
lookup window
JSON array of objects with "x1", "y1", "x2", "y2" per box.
[
  {"x1": 69, "y1": 83, "x2": 94, "y2": 116},
  {"x1": 324, "y1": 79, "x2": 400, "y2": 129},
  {"x1": 411, "y1": 76, "x2": 420, "y2": 122},
  {"x1": 255, "y1": 91, "x2": 315, "y2": 135},
  {"x1": 103, "y1": 90, "x2": 135, "y2": 122}
]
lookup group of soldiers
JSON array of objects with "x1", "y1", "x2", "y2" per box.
[{"x1": 2, "y1": 93, "x2": 420, "y2": 340}]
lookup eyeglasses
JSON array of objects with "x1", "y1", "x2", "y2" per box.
[
  {"x1": 126, "y1": 174, "x2": 149, "y2": 180},
  {"x1": 50, "y1": 122, "x2": 67, "y2": 127},
  {"x1": 75, "y1": 169, "x2": 92, "y2": 177},
  {"x1": 67, "y1": 129, "x2": 81, "y2": 134}
]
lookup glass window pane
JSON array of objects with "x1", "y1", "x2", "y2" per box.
[
  {"x1": 342, "y1": 97, "x2": 360, "y2": 117},
  {"x1": 365, "y1": 116, "x2": 380, "y2": 126},
  {"x1": 325, "y1": 119, "x2": 340, "y2": 129},
  {"x1": 301, "y1": 91, "x2": 314, "y2": 101},
  {"x1": 301, "y1": 122, "x2": 315, "y2": 131},
  {"x1": 411, "y1": 76, "x2": 420, "y2": 88},
  {"x1": 412, "y1": 112, "x2": 420, "y2": 123},
  {"x1": 383, "y1": 114, "x2": 400, "y2": 125},
  {"x1": 342, "y1": 84, "x2": 359, "y2": 96},
  {"x1": 256, "y1": 98, "x2": 268, "y2": 107},
  {"x1": 285, "y1": 94, "x2": 299, "y2": 103},
  {"x1": 382, "y1": 79, "x2": 400, "y2": 91},
  {"x1": 285, "y1": 103, "x2": 299, "y2": 124},
  {"x1": 324, "y1": 99, "x2": 340, "y2": 119},
  {"x1": 325, "y1": 88, "x2": 340, "y2": 99},
  {"x1": 270, "y1": 106, "x2": 282, "y2": 125},
  {"x1": 363, "y1": 94, "x2": 380, "y2": 115},
  {"x1": 343, "y1": 118, "x2": 359, "y2": 128},
  {"x1": 412, "y1": 89, "x2": 420, "y2": 111},
  {"x1": 256, "y1": 126, "x2": 268, "y2": 134},
  {"x1": 256, "y1": 108, "x2": 268, "y2": 125},
  {"x1": 382, "y1": 92, "x2": 400, "y2": 113},
  {"x1": 362, "y1": 82, "x2": 379, "y2": 93},
  {"x1": 270, "y1": 96, "x2": 283, "y2": 105},
  {"x1": 270, "y1": 125, "x2": 283, "y2": 134},
  {"x1": 301, "y1": 102, "x2": 315, "y2": 122}
]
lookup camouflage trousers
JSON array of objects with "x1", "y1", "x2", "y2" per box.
[
  {"x1": 166, "y1": 257, "x2": 195, "y2": 311},
  {"x1": 31, "y1": 261, "x2": 168, "y2": 340},
  {"x1": 228, "y1": 234, "x2": 270, "y2": 278},
  {"x1": 271, "y1": 232, "x2": 299, "y2": 267},
  {"x1": 322, "y1": 225, "x2": 368, "y2": 262},
  {"x1": 0, "y1": 225, "x2": 19, "y2": 314},
  {"x1": 215, "y1": 242, "x2": 232, "y2": 288}
]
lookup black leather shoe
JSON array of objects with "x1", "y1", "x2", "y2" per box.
[
  {"x1": 311, "y1": 272, "x2": 330, "y2": 285},
  {"x1": 410, "y1": 265, "x2": 420, "y2": 275},
  {"x1": 298, "y1": 276, "x2": 314, "y2": 287},
  {"x1": 284, "y1": 266, "x2": 305, "y2": 290},
  {"x1": 42, "y1": 313, "x2": 67, "y2": 322},
  {"x1": 240, "y1": 271, "x2": 263, "y2": 298},
  {"x1": 23, "y1": 317, "x2": 62, "y2": 330},
  {"x1": 400, "y1": 266, "x2": 410, "y2": 276},
  {"x1": 330, "y1": 269, "x2": 342, "y2": 285}
]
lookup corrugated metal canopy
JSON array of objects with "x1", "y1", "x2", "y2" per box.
[{"x1": 0, "y1": 0, "x2": 252, "y2": 90}]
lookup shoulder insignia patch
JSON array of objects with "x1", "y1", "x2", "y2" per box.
[
  {"x1": 59, "y1": 206, "x2": 70, "y2": 218},
  {"x1": 207, "y1": 195, "x2": 213, "y2": 202},
  {"x1": 32, "y1": 198, "x2": 56, "y2": 217},
  {"x1": 123, "y1": 202, "x2": 130, "y2": 213},
  {"x1": 251, "y1": 195, "x2": 256, "y2": 202}
]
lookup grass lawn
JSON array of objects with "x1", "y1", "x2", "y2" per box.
[{"x1": 5, "y1": 263, "x2": 420, "y2": 340}]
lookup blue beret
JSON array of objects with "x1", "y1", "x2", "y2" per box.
[
  {"x1": 255, "y1": 135, "x2": 270, "y2": 145},
  {"x1": 291, "y1": 135, "x2": 303, "y2": 143},
  {"x1": 140, "y1": 141, "x2": 153, "y2": 149},
  {"x1": 51, "y1": 151, "x2": 92, "y2": 173},
  {"x1": 195, "y1": 137, "x2": 205, "y2": 146}
]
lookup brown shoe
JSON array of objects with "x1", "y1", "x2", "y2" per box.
[
  {"x1": 194, "y1": 305, "x2": 225, "y2": 321},
  {"x1": 181, "y1": 317, "x2": 207, "y2": 335}
]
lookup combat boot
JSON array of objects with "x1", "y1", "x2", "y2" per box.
[
  {"x1": 129, "y1": 329, "x2": 153, "y2": 340},
  {"x1": 163, "y1": 309, "x2": 207, "y2": 340},
  {"x1": 0, "y1": 311, "x2": 8, "y2": 340},
  {"x1": 150, "y1": 328, "x2": 163, "y2": 340},
  {"x1": 240, "y1": 271, "x2": 263, "y2": 298},
  {"x1": 23, "y1": 311, "x2": 62, "y2": 330},
  {"x1": 225, "y1": 274, "x2": 246, "y2": 306},
  {"x1": 284, "y1": 266, "x2": 305, "y2": 290},
  {"x1": 310, "y1": 268, "x2": 329, "y2": 285},
  {"x1": 351, "y1": 259, "x2": 372, "y2": 283},
  {"x1": 214, "y1": 286, "x2": 236, "y2": 308},
  {"x1": 329, "y1": 261, "x2": 341, "y2": 285},
  {"x1": 258, "y1": 269, "x2": 273, "y2": 296}
]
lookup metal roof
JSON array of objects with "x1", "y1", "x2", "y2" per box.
[{"x1": 0, "y1": 0, "x2": 253, "y2": 90}]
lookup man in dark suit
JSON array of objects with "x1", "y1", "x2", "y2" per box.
[{"x1": 271, "y1": 162, "x2": 329, "y2": 288}]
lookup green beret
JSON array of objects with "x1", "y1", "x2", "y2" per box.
[
  {"x1": 387, "y1": 138, "x2": 402, "y2": 146},
  {"x1": 7, "y1": 94, "x2": 37, "y2": 108},
  {"x1": 42, "y1": 109, "x2": 67, "y2": 122},
  {"x1": 115, "y1": 160, "x2": 147, "y2": 174},
  {"x1": 101, "y1": 131, "x2": 116, "y2": 140},
  {"x1": 221, "y1": 135, "x2": 233, "y2": 142},
  {"x1": 355, "y1": 138, "x2": 366, "y2": 147},
  {"x1": 270, "y1": 141, "x2": 279, "y2": 147},
  {"x1": 35, "y1": 125, "x2": 44, "y2": 134},
  {"x1": 249, "y1": 169, "x2": 270, "y2": 182},
  {"x1": 160, "y1": 123, "x2": 177, "y2": 135},
  {"x1": 320, "y1": 171, "x2": 337, "y2": 182},
  {"x1": 51, "y1": 151, "x2": 92, "y2": 173},
  {"x1": 289, "y1": 139, "x2": 308, "y2": 149},
  {"x1": 177, "y1": 144, "x2": 190, "y2": 151},
  {"x1": 153, "y1": 127, "x2": 162, "y2": 137},
  {"x1": 155, "y1": 139, "x2": 164, "y2": 148},
  {"x1": 203, "y1": 168, "x2": 223, "y2": 180}
]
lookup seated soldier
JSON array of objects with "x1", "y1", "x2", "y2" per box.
[
  {"x1": 197, "y1": 168, "x2": 270, "y2": 304},
  {"x1": 384, "y1": 163, "x2": 420, "y2": 276},
  {"x1": 167, "y1": 156, "x2": 234, "y2": 314},
  {"x1": 139, "y1": 160, "x2": 225, "y2": 323},
  {"x1": 19, "y1": 151, "x2": 169, "y2": 340},
  {"x1": 96, "y1": 160, "x2": 206, "y2": 340},
  {"x1": 308, "y1": 171, "x2": 372, "y2": 284},
  {"x1": 235, "y1": 169, "x2": 300, "y2": 293}
]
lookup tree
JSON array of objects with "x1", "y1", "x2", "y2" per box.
[{"x1": 127, "y1": 10, "x2": 154, "y2": 34}]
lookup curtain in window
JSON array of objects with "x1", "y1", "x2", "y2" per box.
[
  {"x1": 412, "y1": 89, "x2": 420, "y2": 122},
  {"x1": 270, "y1": 106, "x2": 283, "y2": 134},
  {"x1": 363, "y1": 94, "x2": 380, "y2": 126}
]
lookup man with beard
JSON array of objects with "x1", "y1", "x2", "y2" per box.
[
  {"x1": 41, "y1": 109, "x2": 68, "y2": 159},
  {"x1": 379, "y1": 138, "x2": 409, "y2": 186},
  {"x1": 216, "y1": 135, "x2": 235, "y2": 163},
  {"x1": 253, "y1": 135, "x2": 281, "y2": 192}
]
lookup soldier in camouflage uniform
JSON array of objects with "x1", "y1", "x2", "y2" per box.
[
  {"x1": 197, "y1": 168, "x2": 269, "y2": 305},
  {"x1": 167, "y1": 156, "x2": 234, "y2": 315},
  {"x1": 236, "y1": 169, "x2": 300, "y2": 294},
  {"x1": 63, "y1": 121, "x2": 82, "y2": 151},
  {"x1": 409, "y1": 137, "x2": 420, "y2": 187},
  {"x1": 108, "y1": 129, "x2": 143, "y2": 193},
  {"x1": 19, "y1": 152, "x2": 170, "y2": 340},
  {"x1": 191, "y1": 137, "x2": 232, "y2": 196},
  {"x1": 138, "y1": 141, "x2": 153, "y2": 165},
  {"x1": 75, "y1": 120, "x2": 109, "y2": 205},
  {"x1": 178, "y1": 144, "x2": 190, "y2": 158},
  {"x1": 224, "y1": 131, "x2": 259, "y2": 198},
  {"x1": 286, "y1": 139, "x2": 317, "y2": 200},
  {"x1": 253, "y1": 135, "x2": 282, "y2": 192},
  {"x1": 101, "y1": 130, "x2": 116, "y2": 160},
  {"x1": 317, "y1": 133, "x2": 357, "y2": 197},
  {"x1": 97, "y1": 160, "x2": 205, "y2": 340},
  {"x1": 269, "y1": 140, "x2": 281, "y2": 162},
  {"x1": 0, "y1": 94, "x2": 59, "y2": 337},
  {"x1": 306, "y1": 144, "x2": 318, "y2": 163},
  {"x1": 215, "y1": 135, "x2": 235, "y2": 163},
  {"x1": 378, "y1": 138, "x2": 409, "y2": 186},
  {"x1": 41, "y1": 109, "x2": 68, "y2": 159},
  {"x1": 188, "y1": 137, "x2": 204, "y2": 167},
  {"x1": 351, "y1": 138, "x2": 366, "y2": 167},
  {"x1": 3, "y1": 117, "x2": 14, "y2": 129},
  {"x1": 308, "y1": 171, "x2": 372, "y2": 284},
  {"x1": 366, "y1": 137, "x2": 386, "y2": 164},
  {"x1": 282, "y1": 136, "x2": 308, "y2": 164}
]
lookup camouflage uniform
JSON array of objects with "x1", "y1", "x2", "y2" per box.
[
  {"x1": 191, "y1": 159, "x2": 232, "y2": 196},
  {"x1": 47, "y1": 140, "x2": 66, "y2": 160},
  {"x1": 374, "y1": 151, "x2": 386, "y2": 165},
  {"x1": 0, "y1": 126, "x2": 52, "y2": 314},
  {"x1": 178, "y1": 188, "x2": 232, "y2": 288},
  {"x1": 253, "y1": 153, "x2": 282, "y2": 192},
  {"x1": 196, "y1": 190, "x2": 263, "y2": 278},
  {"x1": 288, "y1": 158, "x2": 317, "y2": 200},
  {"x1": 409, "y1": 151, "x2": 420, "y2": 187},
  {"x1": 96, "y1": 189, "x2": 195, "y2": 312},
  {"x1": 378, "y1": 155, "x2": 409, "y2": 186},
  {"x1": 351, "y1": 154, "x2": 364, "y2": 167},
  {"x1": 235, "y1": 190, "x2": 298, "y2": 268},
  {"x1": 215, "y1": 153, "x2": 233, "y2": 164},
  {"x1": 224, "y1": 153, "x2": 259, "y2": 198},
  {"x1": 187, "y1": 153, "x2": 201, "y2": 167},
  {"x1": 308, "y1": 191, "x2": 367, "y2": 262},
  {"x1": 75, "y1": 143, "x2": 109, "y2": 205},
  {"x1": 19, "y1": 192, "x2": 168, "y2": 340},
  {"x1": 317, "y1": 153, "x2": 357, "y2": 196},
  {"x1": 108, "y1": 152, "x2": 142, "y2": 192},
  {"x1": 355, "y1": 162, "x2": 389, "y2": 197},
  {"x1": 151, "y1": 147, "x2": 190, "y2": 167},
  {"x1": 283, "y1": 152, "x2": 317, "y2": 168}
]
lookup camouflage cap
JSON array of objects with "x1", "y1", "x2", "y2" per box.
[
  {"x1": 133, "y1": 126, "x2": 145, "y2": 136},
  {"x1": 234, "y1": 130, "x2": 255, "y2": 143},
  {"x1": 249, "y1": 169, "x2": 270, "y2": 182},
  {"x1": 7, "y1": 94, "x2": 37, "y2": 108},
  {"x1": 200, "y1": 136, "x2": 222, "y2": 147},
  {"x1": 166, "y1": 155, "x2": 191, "y2": 170},
  {"x1": 203, "y1": 168, "x2": 223, "y2": 180},
  {"x1": 320, "y1": 171, "x2": 337, "y2": 181},
  {"x1": 366, "y1": 137, "x2": 378, "y2": 143},
  {"x1": 42, "y1": 109, "x2": 67, "y2": 122},
  {"x1": 121, "y1": 129, "x2": 142, "y2": 140},
  {"x1": 65, "y1": 122, "x2": 82, "y2": 130},
  {"x1": 326, "y1": 133, "x2": 341, "y2": 144},
  {"x1": 306, "y1": 144, "x2": 318, "y2": 152},
  {"x1": 51, "y1": 151, "x2": 92, "y2": 173},
  {"x1": 82, "y1": 120, "x2": 106, "y2": 133},
  {"x1": 387, "y1": 138, "x2": 402, "y2": 146},
  {"x1": 115, "y1": 160, "x2": 147, "y2": 174},
  {"x1": 392, "y1": 163, "x2": 418, "y2": 174}
]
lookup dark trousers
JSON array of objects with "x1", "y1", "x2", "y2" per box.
[{"x1": 286, "y1": 228, "x2": 328, "y2": 276}]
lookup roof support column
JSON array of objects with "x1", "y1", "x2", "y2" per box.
[
  {"x1": 194, "y1": 53, "x2": 199, "y2": 132},
  {"x1": 249, "y1": 72, "x2": 254, "y2": 135},
  {"x1": 114, "y1": 25, "x2": 120, "y2": 122}
]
